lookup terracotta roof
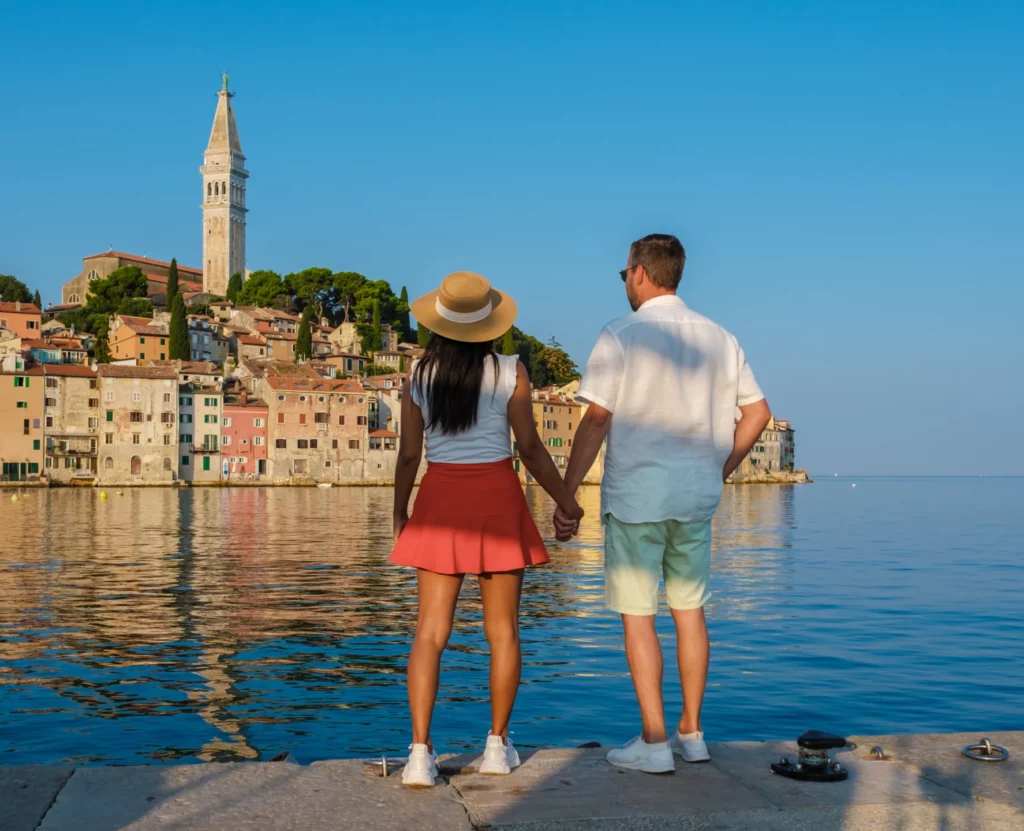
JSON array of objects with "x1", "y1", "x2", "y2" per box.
[
  {"x1": 22, "y1": 339, "x2": 55, "y2": 350},
  {"x1": 45, "y1": 303, "x2": 83, "y2": 312},
  {"x1": 266, "y1": 377, "x2": 364, "y2": 393},
  {"x1": 147, "y1": 360, "x2": 221, "y2": 375},
  {"x1": 237, "y1": 334, "x2": 266, "y2": 345},
  {"x1": 84, "y1": 250, "x2": 202, "y2": 275},
  {"x1": 262, "y1": 330, "x2": 298, "y2": 341},
  {"x1": 374, "y1": 350, "x2": 402, "y2": 356},
  {"x1": 236, "y1": 307, "x2": 301, "y2": 322},
  {"x1": 42, "y1": 365, "x2": 97, "y2": 378},
  {"x1": 369, "y1": 429, "x2": 398, "y2": 438},
  {"x1": 1, "y1": 365, "x2": 45, "y2": 376},
  {"x1": 223, "y1": 396, "x2": 268, "y2": 409},
  {"x1": 97, "y1": 365, "x2": 178, "y2": 379},
  {"x1": 0, "y1": 302, "x2": 42, "y2": 315}
]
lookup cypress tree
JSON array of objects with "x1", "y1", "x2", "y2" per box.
[
  {"x1": 227, "y1": 272, "x2": 243, "y2": 303},
  {"x1": 296, "y1": 306, "x2": 313, "y2": 361},
  {"x1": 398, "y1": 286, "x2": 411, "y2": 341},
  {"x1": 169, "y1": 293, "x2": 189, "y2": 360},
  {"x1": 94, "y1": 320, "x2": 112, "y2": 363},
  {"x1": 32, "y1": 289, "x2": 42, "y2": 310},
  {"x1": 399, "y1": 354, "x2": 406, "y2": 374},
  {"x1": 417, "y1": 322, "x2": 431, "y2": 348},
  {"x1": 368, "y1": 299, "x2": 383, "y2": 353},
  {"x1": 502, "y1": 329, "x2": 515, "y2": 356},
  {"x1": 166, "y1": 258, "x2": 179, "y2": 304}
]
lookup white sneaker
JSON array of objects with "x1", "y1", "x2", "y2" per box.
[
  {"x1": 478, "y1": 734, "x2": 521, "y2": 775},
  {"x1": 669, "y1": 730, "x2": 710, "y2": 763},
  {"x1": 402, "y1": 743, "x2": 438, "y2": 787},
  {"x1": 606, "y1": 735, "x2": 675, "y2": 773}
]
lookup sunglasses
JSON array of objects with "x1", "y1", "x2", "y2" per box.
[{"x1": 619, "y1": 265, "x2": 639, "y2": 282}]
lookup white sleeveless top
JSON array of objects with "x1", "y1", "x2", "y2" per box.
[{"x1": 410, "y1": 353, "x2": 519, "y2": 464}]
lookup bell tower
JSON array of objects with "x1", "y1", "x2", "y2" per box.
[{"x1": 200, "y1": 73, "x2": 248, "y2": 297}]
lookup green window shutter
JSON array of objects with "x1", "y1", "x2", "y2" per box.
[
  {"x1": 182, "y1": 456, "x2": 189, "y2": 466},
  {"x1": 28, "y1": 463, "x2": 39, "y2": 474},
  {"x1": 106, "y1": 411, "x2": 113, "y2": 422},
  {"x1": 203, "y1": 456, "x2": 210, "y2": 471},
  {"x1": 33, "y1": 440, "x2": 40, "y2": 450}
]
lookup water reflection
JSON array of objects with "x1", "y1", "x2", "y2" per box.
[{"x1": 1, "y1": 479, "x2": 1022, "y2": 764}]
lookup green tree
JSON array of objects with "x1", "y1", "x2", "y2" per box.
[
  {"x1": 32, "y1": 289, "x2": 42, "y2": 309},
  {"x1": 93, "y1": 319, "x2": 112, "y2": 363},
  {"x1": 169, "y1": 293, "x2": 189, "y2": 360},
  {"x1": 417, "y1": 322, "x2": 431, "y2": 347},
  {"x1": 0, "y1": 274, "x2": 32, "y2": 303},
  {"x1": 295, "y1": 305, "x2": 313, "y2": 361},
  {"x1": 237, "y1": 270, "x2": 287, "y2": 308},
  {"x1": 87, "y1": 266, "x2": 149, "y2": 314},
  {"x1": 362, "y1": 299, "x2": 383, "y2": 354},
  {"x1": 501, "y1": 329, "x2": 516, "y2": 356},
  {"x1": 226, "y1": 272, "x2": 243, "y2": 303},
  {"x1": 398, "y1": 286, "x2": 411, "y2": 341},
  {"x1": 166, "y1": 258, "x2": 179, "y2": 303},
  {"x1": 286, "y1": 267, "x2": 337, "y2": 322},
  {"x1": 333, "y1": 271, "x2": 367, "y2": 322},
  {"x1": 116, "y1": 297, "x2": 154, "y2": 318}
]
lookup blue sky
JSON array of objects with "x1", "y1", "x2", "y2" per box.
[{"x1": 1, "y1": 1, "x2": 1021, "y2": 475}]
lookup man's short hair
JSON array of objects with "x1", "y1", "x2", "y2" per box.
[{"x1": 630, "y1": 234, "x2": 686, "y2": 290}]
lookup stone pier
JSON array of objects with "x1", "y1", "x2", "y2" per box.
[{"x1": 3, "y1": 731, "x2": 1021, "y2": 830}]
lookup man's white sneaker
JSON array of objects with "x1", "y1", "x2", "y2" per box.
[
  {"x1": 402, "y1": 743, "x2": 438, "y2": 787},
  {"x1": 606, "y1": 736, "x2": 675, "y2": 773},
  {"x1": 669, "y1": 730, "x2": 710, "y2": 763},
  {"x1": 478, "y1": 734, "x2": 521, "y2": 775}
]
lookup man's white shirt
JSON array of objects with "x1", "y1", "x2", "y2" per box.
[{"x1": 576, "y1": 294, "x2": 764, "y2": 525}]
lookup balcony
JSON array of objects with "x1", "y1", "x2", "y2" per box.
[
  {"x1": 191, "y1": 445, "x2": 220, "y2": 454},
  {"x1": 47, "y1": 446, "x2": 97, "y2": 457}
]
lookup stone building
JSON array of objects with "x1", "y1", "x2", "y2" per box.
[
  {"x1": 0, "y1": 301, "x2": 42, "y2": 340},
  {"x1": 254, "y1": 375, "x2": 369, "y2": 483},
  {"x1": 737, "y1": 416, "x2": 796, "y2": 475},
  {"x1": 533, "y1": 390, "x2": 583, "y2": 472},
  {"x1": 1, "y1": 363, "x2": 44, "y2": 481},
  {"x1": 236, "y1": 333, "x2": 269, "y2": 360},
  {"x1": 96, "y1": 365, "x2": 179, "y2": 484},
  {"x1": 42, "y1": 365, "x2": 100, "y2": 484},
  {"x1": 62, "y1": 252, "x2": 202, "y2": 307},
  {"x1": 201, "y1": 75, "x2": 248, "y2": 297},
  {"x1": 328, "y1": 321, "x2": 361, "y2": 354},
  {"x1": 231, "y1": 307, "x2": 299, "y2": 334}
]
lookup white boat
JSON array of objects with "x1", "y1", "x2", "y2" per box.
[{"x1": 317, "y1": 483, "x2": 333, "y2": 489}]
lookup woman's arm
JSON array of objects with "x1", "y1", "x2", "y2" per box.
[
  {"x1": 507, "y1": 362, "x2": 583, "y2": 521},
  {"x1": 393, "y1": 383, "x2": 424, "y2": 541}
]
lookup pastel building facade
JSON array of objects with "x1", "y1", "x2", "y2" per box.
[
  {"x1": 1, "y1": 364, "x2": 44, "y2": 480},
  {"x1": 222, "y1": 392, "x2": 269, "y2": 479},
  {"x1": 43, "y1": 365, "x2": 101, "y2": 483}
]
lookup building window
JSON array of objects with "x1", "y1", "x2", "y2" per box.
[
  {"x1": 203, "y1": 456, "x2": 211, "y2": 472},
  {"x1": 161, "y1": 412, "x2": 174, "y2": 424},
  {"x1": 297, "y1": 439, "x2": 309, "y2": 449},
  {"x1": 349, "y1": 440, "x2": 360, "y2": 449},
  {"x1": 132, "y1": 433, "x2": 141, "y2": 444},
  {"x1": 33, "y1": 440, "x2": 40, "y2": 450},
  {"x1": 277, "y1": 413, "x2": 285, "y2": 423},
  {"x1": 163, "y1": 434, "x2": 171, "y2": 445},
  {"x1": 104, "y1": 456, "x2": 113, "y2": 469},
  {"x1": 182, "y1": 456, "x2": 190, "y2": 466},
  {"x1": 298, "y1": 414, "x2": 306, "y2": 425},
  {"x1": 130, "y1": 456, "x2": 141, "y2": 475},
  {"x1": 254, "y1": 436, "x2": 264, "y2": 446},
  {"x1": 276, "y1": 439, "x2": 286, "y2": 449},
  {"x1": 315, "y1": 412, "x2": 328, "y2": 424},
  {"x1": 223, "y1": 416, "x2": 232, "y2": 427},
  {"x1": 163, "y1": 457, "x2": 172, "y2": 470},
  {"x1": 222, "y1": 436, "x2": 231, "y2": 446},
  {"x1": 203, "y1": 414, "x2": 218, "y2": 424},
  {"x1": 106, "y1": 410, "x2": 113, "y2": 422},
  {"x1": 309, "y1": 439, "x2": 318, "y2": 449},
  {"x1": 89, "y1": 398, "x2": 99, "y2": 408},
  {"x1": 130, "y1": 411, "x2": 143, "y2": 423},
  {"x1": 105, "y1": 433, "x2": 113, "y2": 444},
  {"x1": 254, "y1": 418, "x2": 264, "y2": 428},
  {"x1": 357, "y1": 416, "x2": 367, "y2": 426},
  {"x1": 338, "y1": 415, "x2": 345, "y2": 425},
  {"x1": 16, "y1": 401, "x2": 28, "y2": 409}
]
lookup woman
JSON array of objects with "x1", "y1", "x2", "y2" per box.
[{"x1": 390, "y1": 271, "x2": 584, "y2": 787}]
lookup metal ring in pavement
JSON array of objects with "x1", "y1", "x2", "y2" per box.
[{"x1": 962, "y1": 737, "x2": 1009, "y2": 762}]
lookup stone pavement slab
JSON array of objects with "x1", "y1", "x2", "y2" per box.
[
  {"x1": 449, "y1": 747, "x2": 772, "y2": 827},
  {"x1": 37, "y1": 760, "x2": 471, "y2": 831},
  {"x1": 848, "y1": 730, "x2": 1024, "y2": 812},
  {"x1": 0, "y1": 765, "x2": 73, "y2": 831},
  {"x1": 708, "y1": 739, "x2": 971, "y2": 808}
]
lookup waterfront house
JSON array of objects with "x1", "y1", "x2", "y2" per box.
[
  {"x1": 178, "y1": 380, "x2": 222, "y2": 483},
  {"x1": 1, "y1": 362, "x2": 44, "y2": 481},
  {"x1": 42, "y1": 365, "x2": 100, "y2": 484},
  {"x1": 738, "y1": 416, "x2": 796, "y2": 474},
  {"x1": 533, "y1": 390, "x2": 582, "y2": 472},
  {"x1": 222, "y1": 389, "x2": 269, "y2": 480},
  {"x1": 96, "y1": 365, "x2": 179, "y2": 485}
]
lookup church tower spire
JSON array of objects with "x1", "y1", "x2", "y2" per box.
[{"x1": 200, "y1": 73, "x2": 248, "y2": 297}]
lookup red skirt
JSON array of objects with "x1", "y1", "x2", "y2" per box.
[{"x1": 390, "y1": 459, "x2": 550, "y2": 575}]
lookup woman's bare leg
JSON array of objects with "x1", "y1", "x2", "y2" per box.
[
  {"x1": 408, "y1": 569, "x2": 464, "y2": 749},
  {"x1": 479, "y1": 569, "x2": 524, "y2": 740}
]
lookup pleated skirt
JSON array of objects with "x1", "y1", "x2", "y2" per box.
[{"x1": 389, "y1": 459, "x2": 550, "y2": 575}]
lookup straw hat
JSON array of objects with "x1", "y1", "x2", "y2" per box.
[{"x1": 410, "y1": 272, "x2": 517, "y2": 343}]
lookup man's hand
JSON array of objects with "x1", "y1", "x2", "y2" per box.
[
  {"x1": 553, "y1": 504, "x2": 581, "y2": 542},
  {"x1": 393, "y1": 512, "x2": 409, "y2": 543}
]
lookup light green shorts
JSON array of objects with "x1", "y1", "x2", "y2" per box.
[{"x1": 604, "y1": 514, "x2": 712, "y2": 615}]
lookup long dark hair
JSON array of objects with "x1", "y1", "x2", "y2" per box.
[{"x1": 413, "y1": 335, "x2": 499, "y2": 435}]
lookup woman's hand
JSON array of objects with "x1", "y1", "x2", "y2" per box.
[
  {"x1": 553, "y1": 501, "x2": 583, "y2": 541},
  {"x1": 393, "y1": 512, "x2": 409, "y2": 543}
]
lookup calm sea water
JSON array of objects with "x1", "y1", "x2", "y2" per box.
[{"x1": 0, "y1": 478, "x2": 1021, "y2": 765}]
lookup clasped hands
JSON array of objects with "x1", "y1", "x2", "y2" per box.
[{"x1": 553, "y1": 499, "x2": 583, "y2": 542}]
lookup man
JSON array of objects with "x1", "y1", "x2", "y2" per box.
[{"x1": 554, "y1": 233, "x2": 770, "y2": 773}]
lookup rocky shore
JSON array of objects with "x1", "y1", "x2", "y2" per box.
[{"x1": 727, "y1": 469, "x2": 812, "y2": 485}]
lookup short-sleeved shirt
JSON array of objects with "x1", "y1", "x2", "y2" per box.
[
  {"x1": 411, "y1": 352, "x2": 519, "y2": 464},
  {"x1": 576, "y1": 295, "x2": 764, "y2": 524}
]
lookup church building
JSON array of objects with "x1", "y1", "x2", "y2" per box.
[{"x1": 60, "y1": 76, "x2": 249, "y2": 306}]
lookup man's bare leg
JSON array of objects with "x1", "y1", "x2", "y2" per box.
[
  {"x1": 622, "y1": 613, "x2": 667, "y2": 743},
  {"x1": 671, "y1": 606, "x2": 709, "y2": 735}
]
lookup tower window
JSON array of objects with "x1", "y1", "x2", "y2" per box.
[
  {"x1": 214, "y1": 182, "x2": 219, "y2": 196},
  {"x1": 207, "y1": 182, "x2": 212, "y2": 197}
]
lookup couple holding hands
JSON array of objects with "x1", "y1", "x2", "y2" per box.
[{"x1": 390, "y1": 233, "x2": 771, "y2": 786}]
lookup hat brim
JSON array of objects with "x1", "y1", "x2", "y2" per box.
[{"x1": 410, "y1": 288, "x2": 517, "y2": 343}]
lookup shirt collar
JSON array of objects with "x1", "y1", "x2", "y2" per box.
[{"x1": 638, "y1": 294, "x2": 685, "y2": 311}]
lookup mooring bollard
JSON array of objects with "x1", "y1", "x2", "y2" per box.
[{"x1": 771, "y1": 730, "x2": 849, "y2": 782}]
